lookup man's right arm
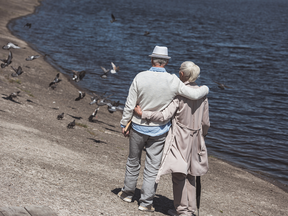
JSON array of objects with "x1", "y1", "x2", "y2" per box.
[{"x1": 120, "y1": 78, "x2": 138, "y2": 126}]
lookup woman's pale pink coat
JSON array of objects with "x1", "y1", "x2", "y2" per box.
[{"x1": 141, "y1": 82, "x2": 210, "y2": 183}]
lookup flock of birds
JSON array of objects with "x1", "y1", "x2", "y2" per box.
[{"x1": 1, "y1": 29, "x2": 124, "y2": 129}]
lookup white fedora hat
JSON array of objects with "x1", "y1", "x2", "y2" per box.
[{"x1": 149, "y1": 45, "x2": 171, "y2": 59}]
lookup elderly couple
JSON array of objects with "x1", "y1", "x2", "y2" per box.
[{"x1": 118, "y1": 46, "x2": 210, "y2": 216}]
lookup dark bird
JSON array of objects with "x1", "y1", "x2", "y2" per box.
[
  {"x1": 144, "y1": 31, "x2": 150, "y2": 36},
  {"x1": 0, "y1": 51, "x2": 12, "y2": 68},
  {"x1": 106, "y1": 101, "x2": 124, "y2": 113},
  {"x1": 2, "y1": 42, "x2": 20, "y2": 50},
  {"x1": 7, "y1": 91, "x2": 20, "y2": 100},
  {"x1": 75, "y1": 91, "x2": 86, "y2": 101},
  {"x1": 24, "y1": 23, "x2": 32, "y2": 28},
  {"x1": 110, "y1": 14, "x2": 117, "y2": 23},
  {"x1": 72, "y1": 70, "x2": 86, "y2": 82},
  {"x1": 11, "y1": 66, "x2": 24, "y2": 77},
  {"x1": 100, "y1": 66, "x2": 109, "y2": 78},
  {"x1": 88, "y1": 106, "x2": 100, "y2": 122},
  {"x1": 111, "y1": 62, "x2": 119, "y2": 74},
  {"x1": 213, "y1": 80, "x2": 232, "y2": 90},
  {"x1": 57, "y1": 113, "x2": 64, "y2": 120},
  {"x1": 26, "y1": 55, "x2": 40, "y2": 61},
  {"x1": 67, "y1": 120, "x2": 76, "y2": 129},
  {"x1": 49, "y1": 73, "x2": 62, "y2": 87}
]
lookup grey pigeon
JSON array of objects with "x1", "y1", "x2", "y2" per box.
[
  {"x1": 11, "y1": 66, "x2": 24, "y2": 77},
  {"x1": 26, "y1": 55, "x2": 40, "y2": 61},
  {"x1": 106, "y1": 101, "x2": 123, "y2": 113},
  {"x1": 49, "y1": 73, "x2": 62, "y2": 87},
  {"x1": 111, "y1": 62, "x2": 119, "y2": 74},
  {"x1": 88, "y1": 106, "x2": 100, "y2": 122},
  {"x1": 75, "y1": 91, "x2": 86, "y2": 101},
  {"x1": 110, "y1": 14, "x2": 117, "y2": 23},
  {"x1": 7, "y1": 91, "x2": 20, "y2": 100},
  {"x1": 0, "y1": 51, "x2": 12, "y2": 68},
  {"x1": 213, "y1": 80, "x2": 232, "y2": 90},
  {"x1": 2, "y1": 42, "x2": 20, "y2": 50},
  {"x1": 100, "y1": 66, "x2": 110, "y2": 78},
  {"x1": 67, "y1": 120, "x2": 76, "y2": 129},
  {"x1": 72, "y1": 70, "x2": 86, "y2": 82},
  {"x1": 57, "y1": 113, "x2": 64, "y2": 120}
]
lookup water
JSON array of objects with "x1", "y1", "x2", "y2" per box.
[{"x1": 8, "y1": 0, "x2": 288, "y2": 189}]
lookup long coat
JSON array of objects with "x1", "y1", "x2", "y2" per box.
[{"x1": 141, "y1": 82, "x2": 210, "y2": 183}]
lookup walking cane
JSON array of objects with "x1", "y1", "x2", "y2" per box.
[{"x1": 196, "y1": 176, "x2": 201, "y2": 216}]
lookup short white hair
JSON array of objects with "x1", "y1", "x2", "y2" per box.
[
  {"x1": 180, "y1": 61, "x2": 200, "y2": 82},
  {"x1": 152, "y1": 57, "x2": 168, "y2": 66}
]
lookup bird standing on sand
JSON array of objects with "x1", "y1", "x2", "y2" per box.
[
  {"x1": 11, "y1": 66, "x2": 24, "y2": 77},
  {"x1": 49, "y1": 73, "x2": 62, "y2": 87},
  {"x1": 88, "y1": 106, "x2": 100, "y2": 122},
  {"x1": 110, "y1": 14, "x2": 117, "y2": 23},
  {"x1": 26, "y1": 55, "x2": 40, "y2": 61},
  {"x1": 111, "y1": 62, "x2": 119, "y2": 74},
  {"x1": 2, "y1": 42, "x2": 20, "y2": 50},
  {"x1": 100, "y1": 66, "x2": 109, "y2": 78},
  {"x1": 0, "y1": 51, "x2": 12, "y2": 68},
  {"x1": 213, "y1": 80, "x2": 232, "y2": 90},
  {"x1": 57, "y1": 113, "x2": 64, "y2": 120},
  {"x1": 75, "y1": 91, "x2": 86, "y2": 101},
  {"x1": 72, "y1": 70, "x2": 86, "y2": 82},
  {"x1": 7, "y1": 91, "x2": 20, "y2": 101},
  {"x1": 67, "y1": 120, "x2": 76, "y2": 129}
]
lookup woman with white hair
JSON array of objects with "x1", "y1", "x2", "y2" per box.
[{"x1": 134, "y1": 61, "x2": 210, "y2": 216}]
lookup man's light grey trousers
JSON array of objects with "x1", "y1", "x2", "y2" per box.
[{"x1": 122, "y1": 129, "x2": 167, "y2": 207}]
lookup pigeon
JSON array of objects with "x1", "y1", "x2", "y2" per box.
[
  {"x1": 100, "y1": 66, "x2": 110, "y2": 78},
  {"x1": 90, "y1": 92, "x2": 107, "y2": 105},
  {"x1": 72, "y1": 70, "x2": 86, "y2": 82},
  {"x1": 49, "y1": 73, "x2": 62, "y2": 87},
  {"x1": 213, "y1": 80, "x2": 232, "y2": 90},
  {"x1": 111, "y1": 62, "x2": 119, "y2": 74},
  {"x1": 11, "y1": 66, "x2": 24, "y2": 77},
  {"x1": 144, "y1": 31, "x2": 150, "y2": 36},
  {"x1": 7, "y1": 91, "x2": 20, "y2": 100},
  {"x1": 2, "y1": 42, "x2": 20, "y2": 50},
  {"x1": 110, "y1": 14, "x2": 117, "y2": 23},
  {"x1": 106, "y1": 101, "x2": 124, "y2": 113},
  {"x1": 0, "y1": 51, "x2": 12, "y2": 68},
  {"x1": 67, "y1": 119, "x2": 76, "y2": 129},
  {"x1": 57, "y1": 113, "x2": 64, "y2": 120},
  {"x1": 88, "y1": 106, "x2": 100, "y2": 122},
  {"x1": 24, "y1": 23, "x2": 32, "y2": 28},
  {"x1": 26, "y1": 55, "x2": 40, "y2": 61},
  {"x1": 75, "y1": 91, "x2": 86, "y2": 101},
  {"x1": 96, "y1": 94, "x2": 113, "y2": 106}
]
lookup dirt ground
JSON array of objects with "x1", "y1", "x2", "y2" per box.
[{"x1": 0, "y1": 0, "x2": 288, "y2": 215}]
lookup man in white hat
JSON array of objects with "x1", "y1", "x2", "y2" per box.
[{"x1": 118, "y1": 45, "x2": 209, "y2": 212}]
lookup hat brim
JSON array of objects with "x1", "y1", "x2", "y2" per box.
[{"x1": 149, "y1": 54, "x2": 171, "y2": 59}]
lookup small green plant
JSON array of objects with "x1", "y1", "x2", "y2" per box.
[
  {"x1": 76, "y1": 123, "x2": 88, "y2": 128},
  {"x1": 87, "y1": 130, "x2": 96, "y2": 136}
]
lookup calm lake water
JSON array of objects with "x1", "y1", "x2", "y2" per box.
[{"x1": 9, "y1": 0, "x2": 288, "y2": 189}]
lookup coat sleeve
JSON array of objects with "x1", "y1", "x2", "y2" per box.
[
  {"x1": 120, "y1": 78, "x2": 138, "y2": 126},
  {"x1": 202, "y1": 97, "x2": 210, "y2": 136},
  {"x1": 141, "y1": 98, "x2": 179, "y2": 122}
]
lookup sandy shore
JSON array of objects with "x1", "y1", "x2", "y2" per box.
[{"x1": 0, "y1": 0, "x2": 287, "y2": 215}]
